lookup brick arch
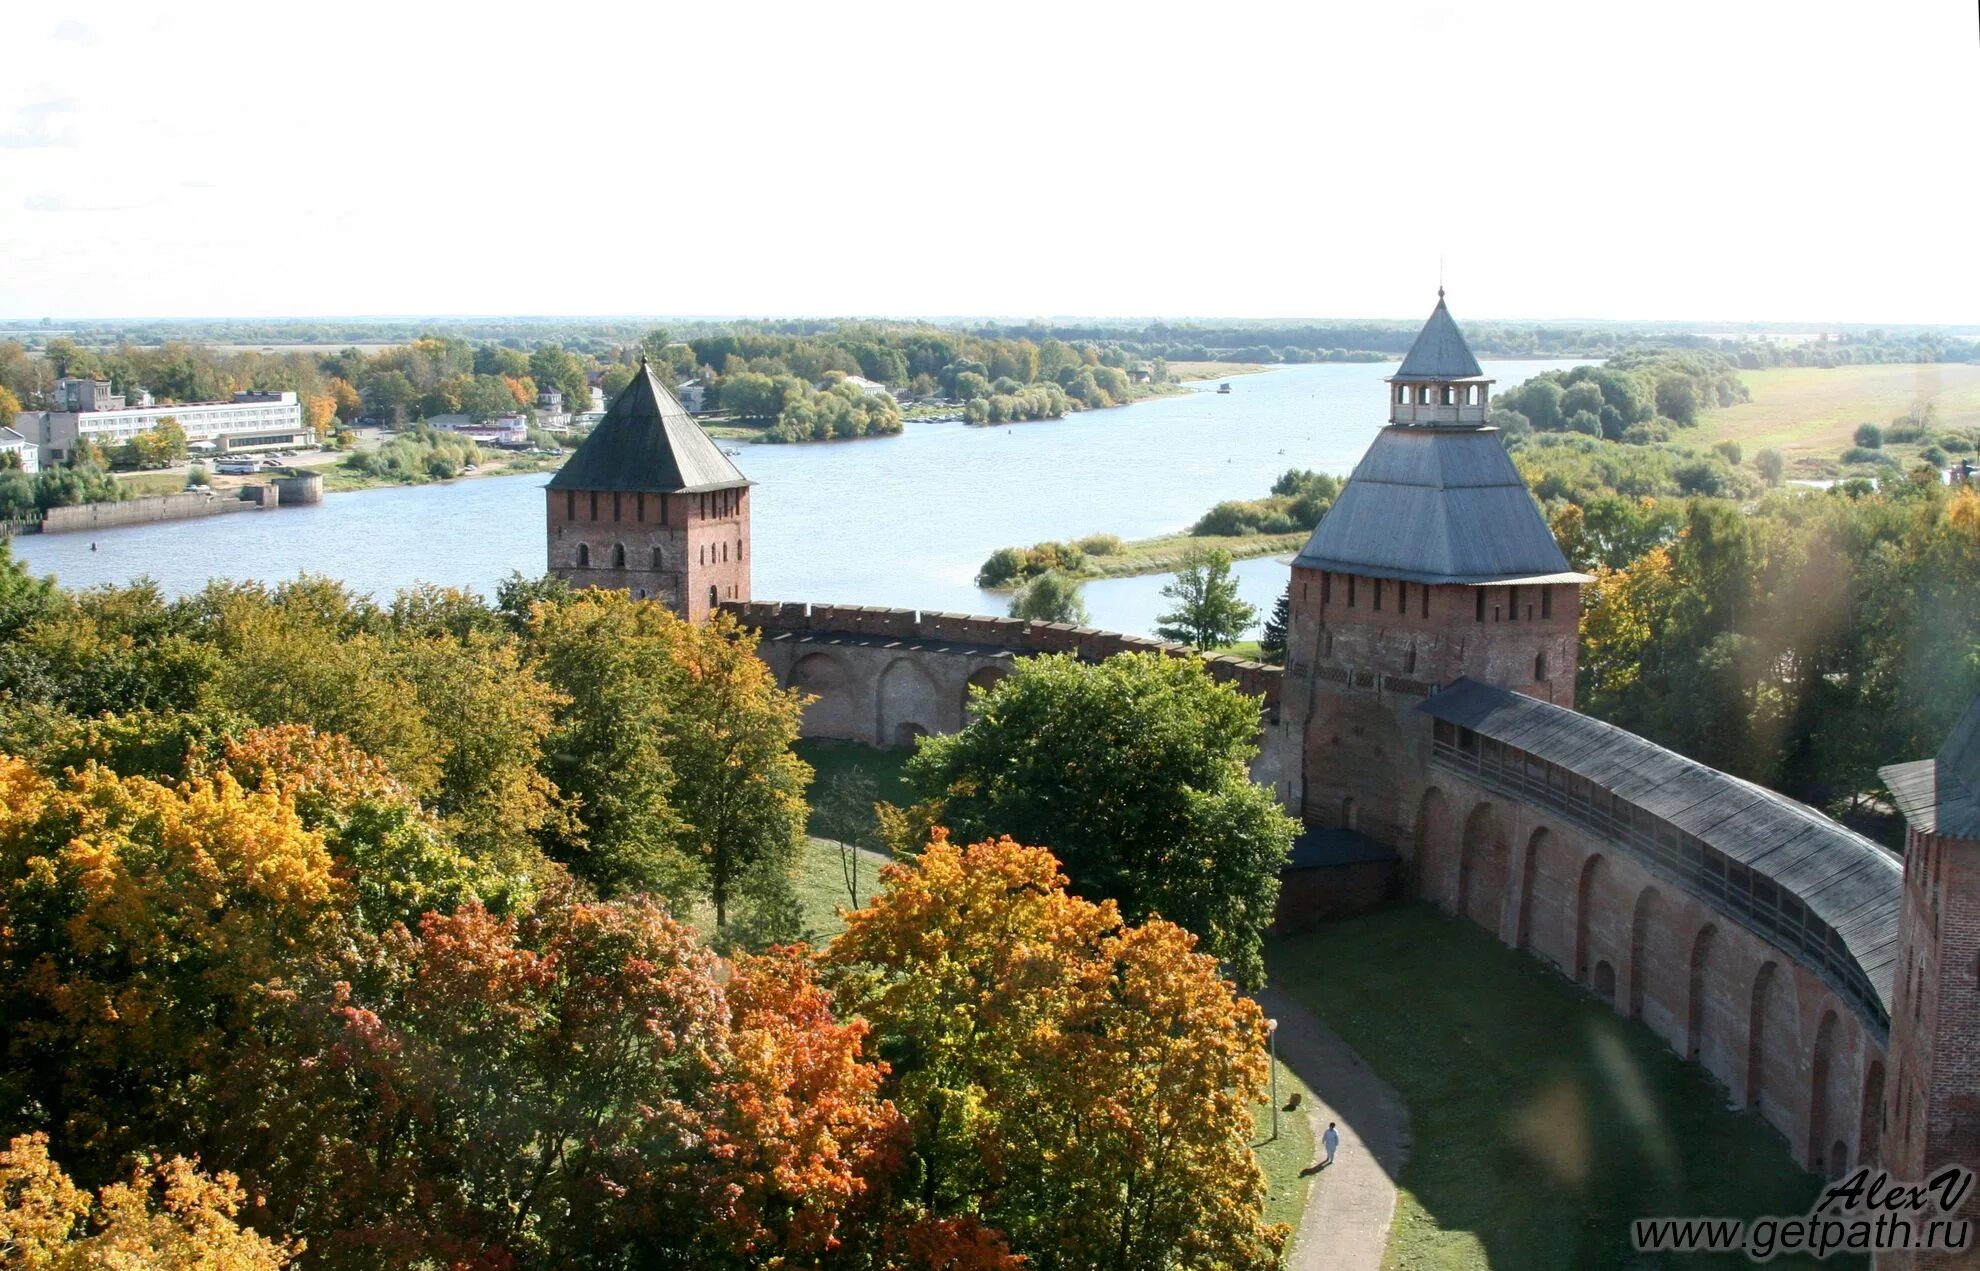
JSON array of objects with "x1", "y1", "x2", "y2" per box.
[
  {"x1": 788, "y1": 651, "x2": 857, "y2": 740},
  {"x1": 1628, "y1": 885, "x2": 1663, "y2": 1021},
  {"x1": 1859, "y1": 1059, "x2": 1886, "y2": 1170},
  {"x1": 1746, "y1": 959, "x2": 1799, "y2": 1123},
  {"x1": 1573, "y1": 853, "x2": 1610, "y2": 985},
  {"x1": 962, "y1": 665, "x2": 1006, "y2": 717},
  {"x1": 1687, "y1": 922, "x2": 1736, "y2": 1084},
  {"x1": 1808, "y1": 1009, "x2": 1844, "y2": 1174},
  {"x1": 1412, "y1": 787, "x2": 1455, "y2": 907},
  {"x1": 1515, "y1": 825, "x2": 1547, "y2": 951},
  {"x1": 1520, "y1": 826, "x2": 1576, "y2": 973},
  {"x1": 1458, "y1": 801, "x2": 1510, "y2": 935},
  {"x1": 876, "y1": 656, "x2": 944, "y2": 749}
]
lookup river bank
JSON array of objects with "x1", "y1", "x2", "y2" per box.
[
  {"x1": 981, "y1": 528, "x2": 1306, "y2": 591},
  {"x1": 13, "y1": 358, "x2": 1592, "y2": 641}
]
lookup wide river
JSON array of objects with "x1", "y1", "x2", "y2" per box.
[{"x1": 13, "y1": 359, "x2": 1585, "y2": 638}]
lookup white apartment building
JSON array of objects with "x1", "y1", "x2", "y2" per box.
[
  {"x1": 23, "y1": 382, "x2": 312, "y2": 466},
  {"x1": 0, "y1": 426, "x2": 38, "y2": 474}
]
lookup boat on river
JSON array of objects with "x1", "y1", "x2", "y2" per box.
[{"x1": 1218, "y1": 382, "x2": 1232, "y2": 394}]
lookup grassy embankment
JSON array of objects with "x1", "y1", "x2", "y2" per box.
[
  {"x1": 1270, "y1": 905, "x2": 1849, "y2": 1271},
  {"x1": 1075, "y1": 530, "x2": 1305, "y2": 582},
  {"x1": 1695, "y1": 363, "x2": 1980, "y2": 478}
]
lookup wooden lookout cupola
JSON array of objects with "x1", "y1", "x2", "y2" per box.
[
  {"x1": 544, "y1": 357, "x2": 752, "y2": 622},
  {"x1": 1387, "y1": 287, "x2": 1495, "y2": 427}
]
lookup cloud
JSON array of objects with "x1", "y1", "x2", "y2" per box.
[
  {"x1": 0, "y1": 98, "x2": 77, "y2": 148},
  {"x1": 24, "y1": 192, "x2": 147, "y2": 214},
  {"x1": 51, "y1": 19, "x2": 98, "y2": 44}
]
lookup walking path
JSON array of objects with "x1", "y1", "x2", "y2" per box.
[{"x1": 1258, "y1": 984, "x2": 1412, "y2": 1271}]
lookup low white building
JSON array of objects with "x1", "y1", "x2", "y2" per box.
[
  {"x1": 0, "y1": 426, "x2": 38, "y2": 474},
  {"x1": 25, "y1": 386, "x2": 310, "y2": 466}
]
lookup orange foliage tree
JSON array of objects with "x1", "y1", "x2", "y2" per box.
[{"x1": 825, "y1": 832, "x2": 1286, "y2": 1270}]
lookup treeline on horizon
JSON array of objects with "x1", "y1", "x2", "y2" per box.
[{"x1": 12, "y1": 314, "x2": 1977, "y2": 368}]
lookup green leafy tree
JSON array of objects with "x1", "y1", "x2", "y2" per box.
[
  {"x1": 906, "y1": 652, "x2": 1294, "y2": 988},
  {"x1": 814, "y1": 767, "x2": 880, "y2": 907},
  {"x1": 1007, "y1": 570, "x2": 1089, "y2": 625},
  {"x1": 1155, "y1": 547, "x2": 1257, "y2": 649}
]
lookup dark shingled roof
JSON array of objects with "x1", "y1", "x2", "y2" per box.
[
  {"x1": 1421, "y1": 678, "x2": 1901, "y2": 1020},
  {"x1": 1291, "y1": 425, "x2": 1587, "y2": 584},
  {"x1": 1881, "y1": 695, "x2": 1980, "y2": 840},
  {"x1": 1286, "y1": 825, "x2": 1400, "y2": 870},
  {"x1": 547, "y1": 360, "x2": 749, "y2": 494},
  {"x1": 1389, "y1": 293, "x2": 1486, "y2": 383}
]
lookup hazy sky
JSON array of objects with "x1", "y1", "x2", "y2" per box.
[{"x1": 3, "y1": 0, "x2": 1975, "y2": 324}]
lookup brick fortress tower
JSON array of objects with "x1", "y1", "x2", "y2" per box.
[
  {"x1": 1281, "y1": 291, "x2": 1590, "y2": 842},
  {"x1": 545, "y1": 357, "x2": 751, "y2": 621},
  {"x1": 1879, "y1": 700, "x2": 1980, "y2": 1266}
]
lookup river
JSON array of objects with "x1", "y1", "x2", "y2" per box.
[{"x1": 11, "y1": 359, "x2": 1586, "y2": 638}]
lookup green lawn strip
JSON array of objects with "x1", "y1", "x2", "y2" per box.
[
  {"x1": 1268, "y1": 905, "x2": 1848, "y2": 1270},
  {"x1": 1253, "y1": 1056, "x2": 1319, "y2": 1261}
]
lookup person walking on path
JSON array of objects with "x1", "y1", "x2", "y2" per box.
[{"x1": 1322, "y1": 1121, "x2": 1340, "y2": 1168}]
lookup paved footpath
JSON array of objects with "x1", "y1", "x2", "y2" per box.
[{"x1": 1258, "y1": 984, "x2": 1412, "y2": 1271}]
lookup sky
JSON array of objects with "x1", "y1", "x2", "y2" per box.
[{"x1": 2, "y1": 0, "x2": 1976, "y2": 325}]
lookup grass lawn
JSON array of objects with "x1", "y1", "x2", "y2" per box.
[
  {"x1": 1269, "y1": 905, "x2": 1851, "y2": 1270},
  {"x1": 792, "y1": 834, "x2": 890, "y2": 941},
  {"x1": 1694, "y1": 363, "x2": 1980, "y2": 471},
  {"x1": 1254, "y1": 1056, "x2": 1319, "y2": 1259},
  {"x1": 113, "y1": 471, "x2": 187, "y2": 497}
]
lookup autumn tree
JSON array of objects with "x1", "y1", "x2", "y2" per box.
[
  {"x1": 825, "y1": 835, "x2": 1285, "y2": 1270},
  {"x1": 907, "y1": 652, "x2": 1293, "y2": 988},
  {"x1": 0, "y1": 757, "x2": 347, "y2": 1179},
  {"x1": 0, "y1": 1132, "x2": 301, "y2": 1268},
  {"x1": 662, "y1": 609, "x2": 810, "y2": 933}
]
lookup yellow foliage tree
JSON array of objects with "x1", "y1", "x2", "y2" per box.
[
  {"x1": 825, "y1": 833, "x2": 1286, "y2": 1270},
  {"x1": 0, "y1": 1132, "x2": 300, "y2": 1268}
]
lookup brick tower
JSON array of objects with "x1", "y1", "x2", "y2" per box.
[
  {"x1": 545, "y1": 357, "x2": 751, "y2": 621},
  {"x1": 1281, "y1": 291, "x2": 1589, "y2": 841},
  {"x1": 1879, "y1": 700, "x2": 1980, "y2": 1267}
]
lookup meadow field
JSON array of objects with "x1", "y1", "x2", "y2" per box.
[{"x1": 1694, "y1": 363, "x2": 1980, "y2": 469}]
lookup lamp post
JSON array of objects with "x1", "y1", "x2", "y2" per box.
[{"x1": 1267, "y1": 1017, "x2": 1280, "y2": 1142}]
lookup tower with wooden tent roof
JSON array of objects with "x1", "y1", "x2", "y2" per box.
[
  {"x1": 545, "y1": 357, "x2": 751, "y2": 621},
  {"x1": 1280, "y1": 291, "x2": 1591, "y2": 840}
]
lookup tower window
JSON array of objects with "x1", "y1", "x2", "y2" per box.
[
  {"x1": 565, "y1": 490, "x2": 575, "y2": 519},
  {"x1": 1396, "y1": 385, "x2": 1408, "y2": 405},
  {"x1": 590, "y1": 491, "x2": 599, "y2": 520},
  {"x1": 1475, "y1": 590, "x2": 1485, "y2": 622},
  {"x1": 1322, "y1": 573, "x2": 1332, "y2": 604},
  {"x1": 1405, "y1": 643, "x2": 1417, "y2": 674},
  {"x1": 652, "y1": 546, "x2": 663, "y2": 569},
  {"x1": 722, "y1": 542, "x2": 728, "y2": 562},
  {"x1": 576, "y1": 543, "x2": 590, "y2": 568},
  {"x1": 637, "y1": 493, "x2": 645, "y2": 522},
  {"x1": 1373, "y1": 579, "x2": 1383, "y2": 611},
  {"x1": 737, "y1": 538, "x2": 744, "y2": 560},
  {"x1": 613, "y1": 492, "x2": 622, "y2": 523},
  {"x1": 660, "y1": 495, "x2": 669, "y2": 526},
  {"x1": 1422, "y1": 586, "x2": 1430, "y2": 618},
  {"x1": 1541, "y1": 587, "x2": 1553, "y2": 620},
  {"x1": 1508, "y1": 586, "x2": 1518, "y2": 619},
  {"x1": 1398, "y1": 581, "x2": 1407, "y2": 614},
  {"x1": 1347, "y1": 575, "x2": 1356, "y2": 607},
  {"x1": 1535, "y1": 652, "x2": 1547, "y2": 681},
  {"x1": 612, "y1": 543, "x2": 626, "y2": 568}
]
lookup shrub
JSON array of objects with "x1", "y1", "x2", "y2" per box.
[
  {"x1": 1754, "y1": 448, "x2": 1786, "y2": 486},
  {"x1": 1713, "y1": 440, "x2": 1743, "y2": 466},
  {"x1": 976, "y1": 546, "x2": 1029, "y2": 588},
  {"x1": 1853, "y1": 423, "x2": 1884, "y2": 449},
  {"x1": 1941, "y1": 435, "x2": 1973, "y2": 455},
  {"x1": 1923, "y1": 446, "x2": 1949, "y2": 467},
  {"x1": 1075, "y1": 533, "x2": 1123, "y2": 556},
  {"x1": 1841, "y1": 446, "x2": 1894, "y2": 466}
]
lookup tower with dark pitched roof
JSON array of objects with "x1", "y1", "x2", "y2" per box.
[
  {"x1": 545, "y1": 358, "x2": 751, "y2": 621},
  {"x1": 1280, "y1": 292, "x2": 1590, "y2": 839}
]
